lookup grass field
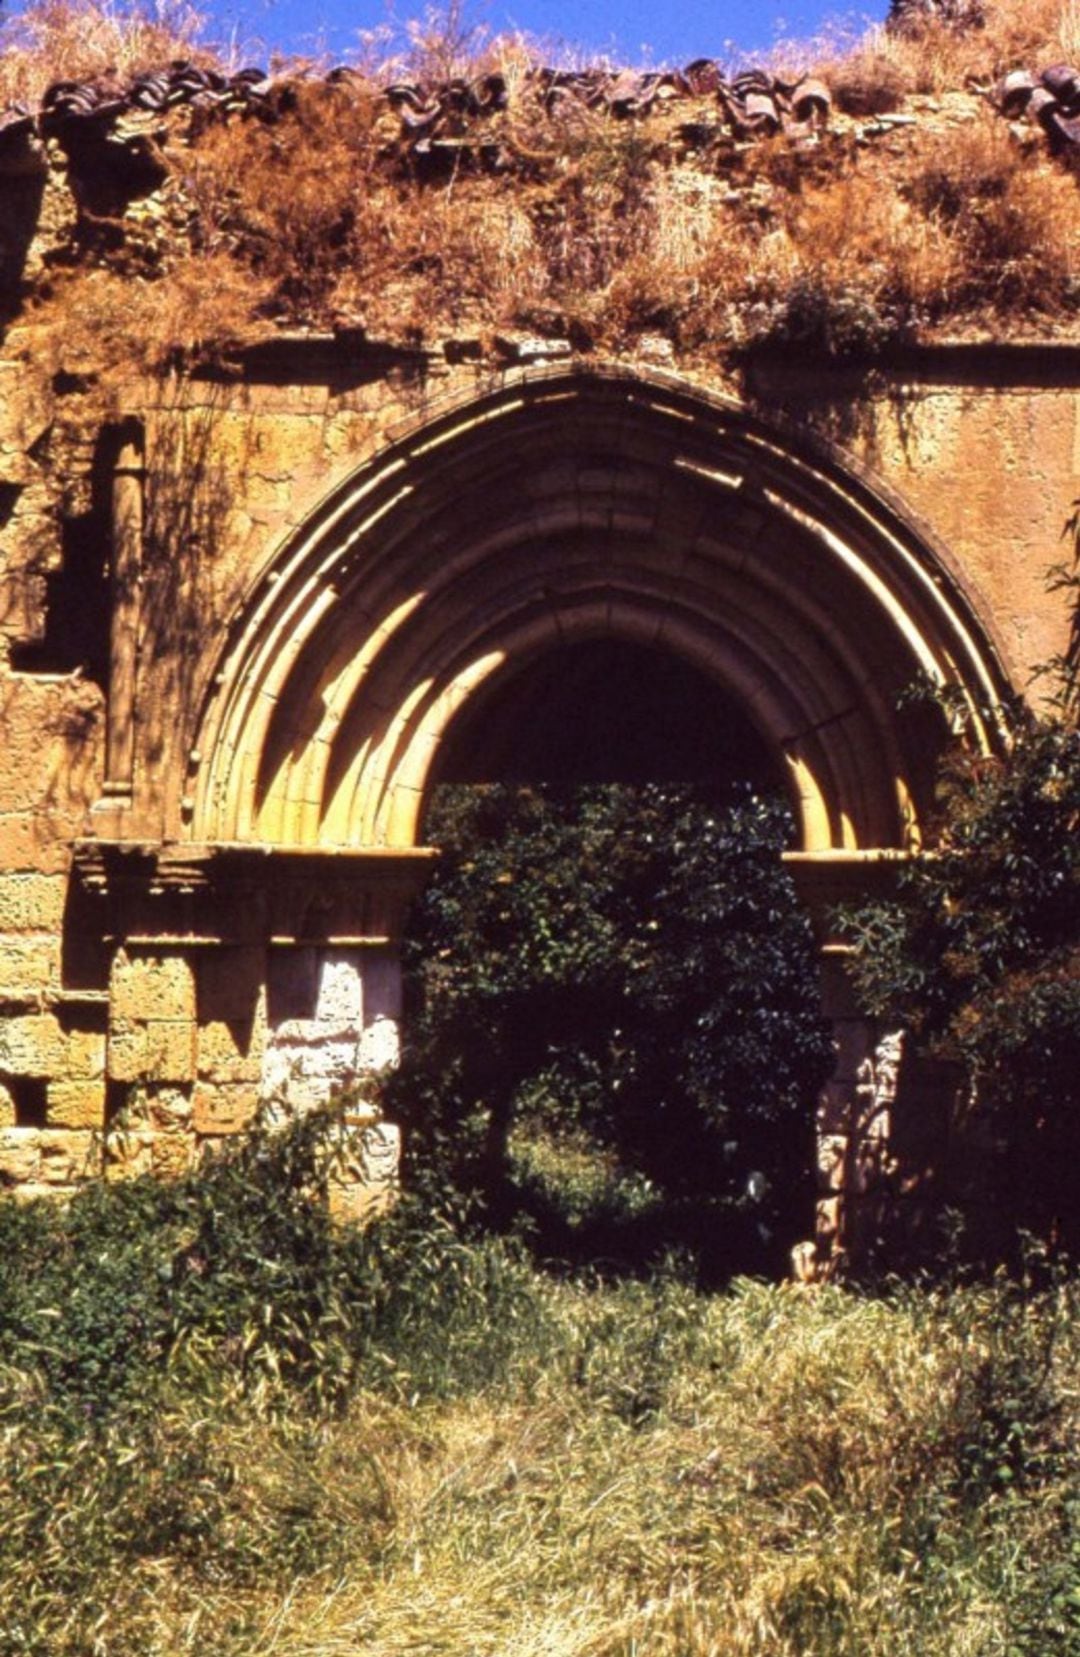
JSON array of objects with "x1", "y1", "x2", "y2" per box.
[{"x1": 1, "y1": 1111, "x2": 1078, "y2": 1656}]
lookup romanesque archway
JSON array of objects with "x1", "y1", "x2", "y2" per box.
[
  {"x1": 186, "y1": 365, "x2": 1012, "y2": 1254},
  {"x1": 194, "y1": 366, "x2": 1007, "y2": 857}
]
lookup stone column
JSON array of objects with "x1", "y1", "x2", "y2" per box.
[
  {"x1": 261, "y1": 944, "x2": 403, "y2": 1218},
  {"x1": 815, "y1": 946, "x2": 905, "y2": 1271},
  {"x1": 103, "y1": 425, "x2": 143, "y2": 800}
]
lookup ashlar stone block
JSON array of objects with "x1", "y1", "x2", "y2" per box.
[
  {"x1": 64, "y1": 1027, "x2": 106, "y2": 1081},
  {"x1": 0, "y1": 1013, "x2": 64, "y2": 1077},
  {"x1": 144, "y1": 1021, "x2": 197, "y2": 1084},
  {"x1": 47, "y1": 1078, "x2": 107, "y2": 1130},
  {"x1": 328, "y1": 1121, "x2": 401, "y2": 1224},
  {"x1": 0, "y1": 1127, "x2": 40, "y2": 1183},
  {"x1": 144, "y1": 1085, "x2": 194, "y2": 1134},
  {"x1": 192, "y1": 1083, "x2": 259, "y2": 1137},
  {"x1": 111, "y1": 950, "x2": 196, "y2": 1024},
  {"x1": 816, "y1": 1133, "x2": 848, "y2": 1193},
  {"x1": 0, "y1": 873, "x2": 67, "y2": 932},
  {"x1": 197, "y1": 1019, "x2": 264, "y2": 1084},
  {"x1": 104, "y1": 1128, "x2": 156, "y2": 1181},
  {"x1": 0, "y1": 937, "x2": 62, "y2": 999},
  {"x1": 38, "y1": 1130, "x2": 96, "y2": 1184},
  {"x1": 107, "y1": 1017, "x2": 148, "y2": 1083}
]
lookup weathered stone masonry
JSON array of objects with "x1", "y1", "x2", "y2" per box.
[{"x1": 0, "y1": 338, "x2": 1076, "y2": 1253}]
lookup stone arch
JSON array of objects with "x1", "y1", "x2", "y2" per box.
[
  {"x1": 173, "y1": 363, "x2": 1019, "y2": 1256},
  {"x1": 192, "y1": 365, "x2": 1010, "y2": 860}
]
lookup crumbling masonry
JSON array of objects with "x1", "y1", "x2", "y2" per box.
[{"x1": 2, "y1": 47, "x2": 1080, "y2": 1255}]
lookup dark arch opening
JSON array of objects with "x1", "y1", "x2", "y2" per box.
[
  {"x1": 430, "y1": 638, "x2": 789, "y2": 800},
  {"x1": 403, "y1": 636, "x2": 825, "y2": 1281}
]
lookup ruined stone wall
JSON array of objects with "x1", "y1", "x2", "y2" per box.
[{"x1": 0, "y1": 335, "x2": 1076, "y2": 1239}]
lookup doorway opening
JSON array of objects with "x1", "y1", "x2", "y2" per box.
[{"x1": 392, "y1": 638, "x2": 830, "y2": 1282}]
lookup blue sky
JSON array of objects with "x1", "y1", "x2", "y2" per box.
[{"x1": 196, "y1": 1, "x2": 890, "y2": 71}]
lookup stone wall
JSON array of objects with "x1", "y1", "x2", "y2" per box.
[{"x1": 0, "y1": 337, "x2": 1076, "y2": 1253}]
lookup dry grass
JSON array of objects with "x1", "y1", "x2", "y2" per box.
[
  {"x1": 811, "y1": 0, "x2": 1080, "y2": 102},
  {"x1": 106, "y1": 1275, "x2": 1080, "y2": 1657},
  {"x1": 4, "y1": 0, "x2": 1080, "y2": 380},
  {"x1": 0, "y1": 1110, "x2": 1075, "y2": 1657},
  {"x1": 0, "y1": 0, "x2": 212, "y2": 108}
]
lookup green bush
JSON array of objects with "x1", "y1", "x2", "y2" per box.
[
  {"x1": 0, "y1": 1104, "x2": 558, "y2": 1654},
  {"x1": 384, "y1": 783, "x2": 833, "y2": 1278},
  {"x1": 841, "y1": 697, "x2": 1080, "y2": 1259}
]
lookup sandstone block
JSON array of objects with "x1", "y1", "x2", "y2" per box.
[
  {"x1": 329, "y1": 1123, "x2": 401, "y2": 1225},
  {"x1": 316, "y1": 953, "x2": 364, "y2": 1029},
  {"x1": 144, "y1": 1085, "x2": 193, "y2": 1133},
  {"x1": 8, "y1": 1183, "x2": 56, "y2": 1204},
  {"x1": 0, "y1": 873, "x2": 66, "y2": 932},
  {"x1": 192, "y1": 1083, "x2": 259, "y2": 1137},
  {"x1": 0, "y1": 1127, "x2": 39, "y2": 1183},
  {"x1": 47, "y1": 1078, "x2": 106, "y2": 1130},
  {"x1": 358, "y1": 1014, "x2": 400, "y2": 1072},
  {"x1": 261, "y1": 1037, "x2": 359, "y2": 1110},
  {"x1": 328, "y1": 1179, "x2": 395, "y2": 1225},
  {"x1": 197, "y1": 1018, "x2": 263, "y2": 1085},
  {"x1": 144, "y1": 1020, "x2": 197, "y2": 1084},
  {"x1": 816, "y1": 1196, "x2": 842, "y2": 1243},
  {"x1": 816, "y1": 1134, "x2": 848, "y2": 1192},
  {"x1": 104, "y1": 1128, "x2": 155, "y2": 1180},
  {"x1": 64, "y1": 1027, "x2": 106, "y2": 1080},
  {"x1": 151, "y1": 1134, "x2": 196, "y2": 1178},
  {"x1": 38, "y1": 1130, "x2": 96, "y2": 1184},
  {"x1": 0, "y1": 937, "x2": 62, "y2": 999},
  {"x1": 107, "y1": 1018, "x2": 147, "y2": 1082},
  {"x1": 0, "y1": 1083, "x2": 15, "y2": 1128},
  {"x1": 111, "y1": 951, "x2": 196, "y2": 1023},
  {"x1": 0, "y1": 1013, "x2": 64, "y2": 1076}
]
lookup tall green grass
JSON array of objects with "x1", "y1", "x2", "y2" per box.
[{"x1": 1, "y1": 1109, "x2": 1078, "y2": 1655}]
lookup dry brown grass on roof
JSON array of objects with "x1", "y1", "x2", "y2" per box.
[
  {"x1": 0, "y1": 0, "x2": 215, "y2": 108},
  {"x1": 812, "y1": 0, "x2": 1080, "y2": 103},
  {"x1": 162, "y1": 69, "x2": 1079, "y2": 355},
  {"x1": 6, "y1": 0, "x2": 1080, "y2": 379}
]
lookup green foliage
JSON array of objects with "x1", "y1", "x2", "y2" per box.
[
  {"x1": 841, "y1": 697, "x2": 1080, "y2": 1256},
  {"x1": 0, "y1": 1104, "x2": 552, "y2": 1423},
  {"x1": 385, "y1": 784, "x2": 832, "y2": 1277}
]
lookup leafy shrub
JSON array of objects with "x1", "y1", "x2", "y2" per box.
[
  {"x1": 0, "y1": 1104, "x2": 556, "y2": 1652},
  {"x1": 384, "y1": 784, "x2": 832, "y2": 1278},
  {"x1": 0, "y1": 1102, "x2": 551, "y2": 1422},
  {"x1": 841, "y1": 694, "x2": 1080, "y2": 1259}
]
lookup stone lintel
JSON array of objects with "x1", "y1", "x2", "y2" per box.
[
  {"x1": 70, "y1": 840, "x2": 437, "y2": 948},
  {"x1": 190, "y1": 330, "x2": 434, "y2": 389}
]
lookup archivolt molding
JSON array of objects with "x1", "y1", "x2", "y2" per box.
[{"x1": 191, "y1": 365, "x2": 1011, "y2": 856}]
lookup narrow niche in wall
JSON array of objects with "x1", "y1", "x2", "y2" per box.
[
  {"x1": 9, "y1": 424, "x2": 126, "y2": 686},
  {"x1": 1, "y1": 1076, "x2": 47, "y2": 1130}
]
